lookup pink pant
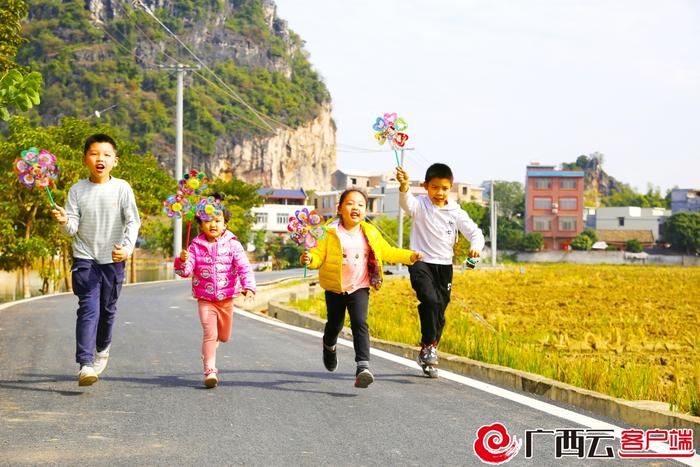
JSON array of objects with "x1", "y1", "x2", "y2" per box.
[{"x1": 198, "y1": 298, "x2": 234, "y2": 372}]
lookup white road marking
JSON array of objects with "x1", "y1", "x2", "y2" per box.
[{"x1": 236, "y1": 308, "x2": 700, "y2": 466}]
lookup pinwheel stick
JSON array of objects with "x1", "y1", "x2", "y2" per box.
[
  {"x1": 303, "y1": 248, "x2": 308, "y2": 278},
  {"x1": 45, "y1": 186, "x2": 56, "y2": 209},
  {"x1": 185, "y1": 219, "x2": 193, "y2": 248},
  {"x1": 393, "y1": 148, "x2": 400, "y2": 167}
]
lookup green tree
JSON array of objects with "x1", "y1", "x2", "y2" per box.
[
  {"x1": 664, "y1": 213, "x2": 700, "y2": 254},
  {"x1": 460, "y1": 201, "x2": 487, "y2": 226},
  {"x1": 519, "y1": 233, "x2": 543, "y2": 252},
  {"x1": 370, "y1": 214, "x2": 411, "y2": 249},
  {"x1": 492, "y1": 181, "x2": 524, "y2": 218},
  {"x1": 0, "y1": 116, "x2": 173, "y2": 296},
  {"x1": 0, "y1": 0, "x2": 43, "y2": 120}
]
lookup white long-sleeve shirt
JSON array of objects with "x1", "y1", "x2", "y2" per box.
[
  {"x1": 400, "y1": 191, "x2": 485, "y2": 265},
  {"x1": 60, "y1": 177, "x2": 141, "y2": 264}
]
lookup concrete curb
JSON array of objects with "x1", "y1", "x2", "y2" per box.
[{"x1": 265, "y1": 300, "x2": 700, "y2": 446}]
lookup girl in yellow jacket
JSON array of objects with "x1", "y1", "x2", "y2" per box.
[{"x1": 300, "y1": 189, "x2": 422, "y2": 388}]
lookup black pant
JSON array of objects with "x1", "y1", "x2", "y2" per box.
[
  {"x1": 408, "y1": 261, "x2": 453, "y2": 345},
  {"x1": 324, "y1": 288, "x2": 370, "y2": 364}
]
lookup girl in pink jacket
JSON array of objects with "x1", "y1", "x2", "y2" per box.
[{"x1": 174, "y1": 193, "x2": 256, "y2": 388}]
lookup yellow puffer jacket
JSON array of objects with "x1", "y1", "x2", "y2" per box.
[{"x1": 308, "y1": 219, "x2": 416, "y2": 294}]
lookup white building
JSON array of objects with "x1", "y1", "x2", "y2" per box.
[
  {"x1": 251, "y1": 188, "x2": 313, "y2": 234},
  {"x1": 586, "y1": 206, "x2": 671, "y2": 241}
]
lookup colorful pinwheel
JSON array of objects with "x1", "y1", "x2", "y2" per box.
[
  {"x1": 14, "y1": 147, "x2": 59, "y2": 207},
  {"x1": 163, "y1": 169, "x2": 213, "y2": 249},
  {"x1": 178, "y1": 170, "x2": 208, "y2": 196},
  {"x1": 162, "y1": 193, "x2": 193, "y2": 219},
  {"x1": 195, "y1": 196, "x2": 224, "y2": 222},
  {"x1": 372, "y1": 112, "x2": 409, "y2": 166},
  {"x1": 287, "y1": 208, "x2": 326, "y2": 277}
]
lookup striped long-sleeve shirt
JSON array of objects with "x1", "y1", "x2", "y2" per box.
[{"x1": 60, "y1": 177, "x2": 141, "y2": 264}]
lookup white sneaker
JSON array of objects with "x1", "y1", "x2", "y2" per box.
[
  {"x1": 94, "y1": 346, "x2": 110, "y2": 376},
  {"x1": 78, "y1": 366, "x2": 98, "y2": 386}
]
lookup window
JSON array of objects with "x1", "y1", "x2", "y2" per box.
[
  {"x1": 533, "y1": 216, "x2": 551, "y2": 231},
  {"x1": 366, "y1": 180, "x2": 370, "y2": 187},
  {"x1": 462, "y1": 187, "x2": 468, "y2": 195},
  {"x1": 351, "y1": 178, "x2": 357, "y2": 185},
  {"x1": 534, "y1": 197, "x2": 552, "y2": 209},
  {"x1": 560, "y1": 179, "x2": 577, "y2": 189},
  {"x1": 314, "y1": 199, "x2": 318, "y2": 209},
  {"x1": 559, "y1": 198, "x2": 577, "y2": 210},
  {"x1": 534, "y1": 178, "x2": 551, "y2": 189},
  {"x1": 559, "y1": 216, "x2": 577, "y2": 231},
  {"x1": 276, "y1": 213, "x2": 288, "y2": 224},
  {"x1": 618, "y1": 217, "x2": 625, "y2": 227},
  {"x1": 255, "y1": 213, "x2": 268, "y2": 224}
]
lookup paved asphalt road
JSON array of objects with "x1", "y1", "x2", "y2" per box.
[{"x1": 0, "y1": 275, "x2": 690, "y2": 466}]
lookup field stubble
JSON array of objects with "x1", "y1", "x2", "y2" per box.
[{"x1": 291, "y1": 264, "x2": 700, "y2": 415}]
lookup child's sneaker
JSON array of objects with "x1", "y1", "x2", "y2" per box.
[
  {"x1": 94, "y1": 345, "x2": 110, "y2": 376},
  {"x1": 423, "y1": 365, "x2": 439, "y2": 379},
  {"x1": 322, "y1": 343, "x2": 337, "y2": 372},
  {"x1": 418, "y1": 342, "x2": 438, "y2": 366},
  {"x1": 78, "y1": 365, "x2": 98, "y2": 386},
  {"x1": 204, "y1": 368, "x2": 218, "y2": 388},
  {"x1": 354, "y1": 367, "x2": 374, "y2": 388}
]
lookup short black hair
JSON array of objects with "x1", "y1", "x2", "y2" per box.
[
  {"x1": 198, "y1": 191, "x2": 231, "y2": 224},
  {"x1": 83, "y1": 134, "x2": 117, "y2": 155},
  {"x1": 424, "y1": 163, "x2": 453, "y2": 183}
]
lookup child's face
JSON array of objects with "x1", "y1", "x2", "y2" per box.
[
  {"x1": 338, "y1": 191, "x2": 366, "y2": 228},
  {"x1": 422, "y1": 177, "x2": 452, "y2": 207},
  {"x1": 200, "y1": 214, "x2": 226, "y2": 241},
  {"x1": 83, "y1": 142, "x2": 118, "y2": 183}
]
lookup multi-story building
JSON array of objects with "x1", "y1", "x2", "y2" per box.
[
  {"x1": 586, "y1": 206, "x2": 670, "y2": 241},
  {"x1": 671, "y1": 188, "x2": 700, "y2": 214},
  {"x1": 251, "y1": 188, "x2": 313, "y2": 234},
  {"x1": 524, "y1": 163, "x2": 585, "y2": 250}
]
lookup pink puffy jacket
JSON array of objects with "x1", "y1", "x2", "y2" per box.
[{"x1": 174, "y1": 230, "x2": 256, "y2": 302}]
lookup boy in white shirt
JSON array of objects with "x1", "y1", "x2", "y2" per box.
[{"x1": 396, "y1": 163, "x2": 484, "y2": 378}]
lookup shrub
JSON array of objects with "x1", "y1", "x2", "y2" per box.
[
  {"x1": 571, "y1": 234, "x2": 592, "y2": 251},
  {"x1": 625, "y1": 239, "x2": 644, "y2": 253}
]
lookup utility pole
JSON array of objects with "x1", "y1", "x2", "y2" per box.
[
  {"x1": 491, "y1": 181, "x2": 497, "y2": 267},
  {"x1": 396, "y1": 147, "x2": 413, "y2": 272},
  {"x1": 159, "y1": 63, "x2": 199, "y2": 258}
]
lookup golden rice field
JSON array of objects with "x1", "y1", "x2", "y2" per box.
[{"x1": 291, "y1": 264, "x2": 700, "y2": 415}]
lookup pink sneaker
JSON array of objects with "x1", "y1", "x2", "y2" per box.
[{"x1": 204, "y1": 368, "x2": 218, "y2": 388}]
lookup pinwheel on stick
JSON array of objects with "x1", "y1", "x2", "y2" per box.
[
  {"x1": 14, "y1": 147, "x2": 59, "y2": 208},
  {"x1": 287, "y1": 208, "x2": 326, "y2": 278},
  {"x1": 372, "y1": 112, "x2": 409, "y2": 167}
]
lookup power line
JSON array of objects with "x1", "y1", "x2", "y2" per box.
[{"x1": 132, "y1": 0, "x2": 277, "y2": 132}]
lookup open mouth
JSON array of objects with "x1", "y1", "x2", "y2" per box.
[{"x1": 95, "y1": 163, "x2": 105, "y2": 171}]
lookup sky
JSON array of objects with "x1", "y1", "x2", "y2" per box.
[{"x1": 273, "y1": 0, "x2": 700, "y2": 193}]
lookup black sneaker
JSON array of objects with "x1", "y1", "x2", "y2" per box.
[
  {"x1": 354, "y1": 367, "x2": 374, "y2": 388},
  {"x1": 323, "y1": 343, "x2": 337, "y2": 372}
]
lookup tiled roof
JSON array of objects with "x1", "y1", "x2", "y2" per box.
[
  {"x1": 595, "y1": 229, "x2": 654, "y2": 243},
  {"x1": 256, "y1": 188, "x2": 306, "y2": 199}
]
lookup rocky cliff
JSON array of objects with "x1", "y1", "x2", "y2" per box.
[{"x1": 21, "y1": 0, "x2": 336, "y2": 190}]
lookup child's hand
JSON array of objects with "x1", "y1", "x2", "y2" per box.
[
  {"x1": 300, "y1": 252, "x2": 311, "y2": 266},
  {"x1": 179, "y1": 250, "x2": 189, "y2": 262},
  {"x1": 51, "y1": 206, "x2": 68, "y2": 225},
  {"x1": 410, "y1": 251, "x2": 423, "y2": 263},
  {"x1": 396, "y1": 167, "x2": 410, "y2": 192},
  {"x1": 112, "y1": 244, "x2": 128, "y2": 263},
  {"x1": 242, "y1": 289, "x2": 255, "y2": 301},
  {"x1": 467, "y1": 249, "x2": 481, "y2": 259}
]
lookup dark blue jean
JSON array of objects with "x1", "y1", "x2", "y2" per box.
[{"x1": 71, "y1": 258, "x2": 126, "y2": 365}]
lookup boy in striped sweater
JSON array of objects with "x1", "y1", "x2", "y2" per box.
[{"x1": 51, "y1": 134, "x2": 141, "y2": 386}]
